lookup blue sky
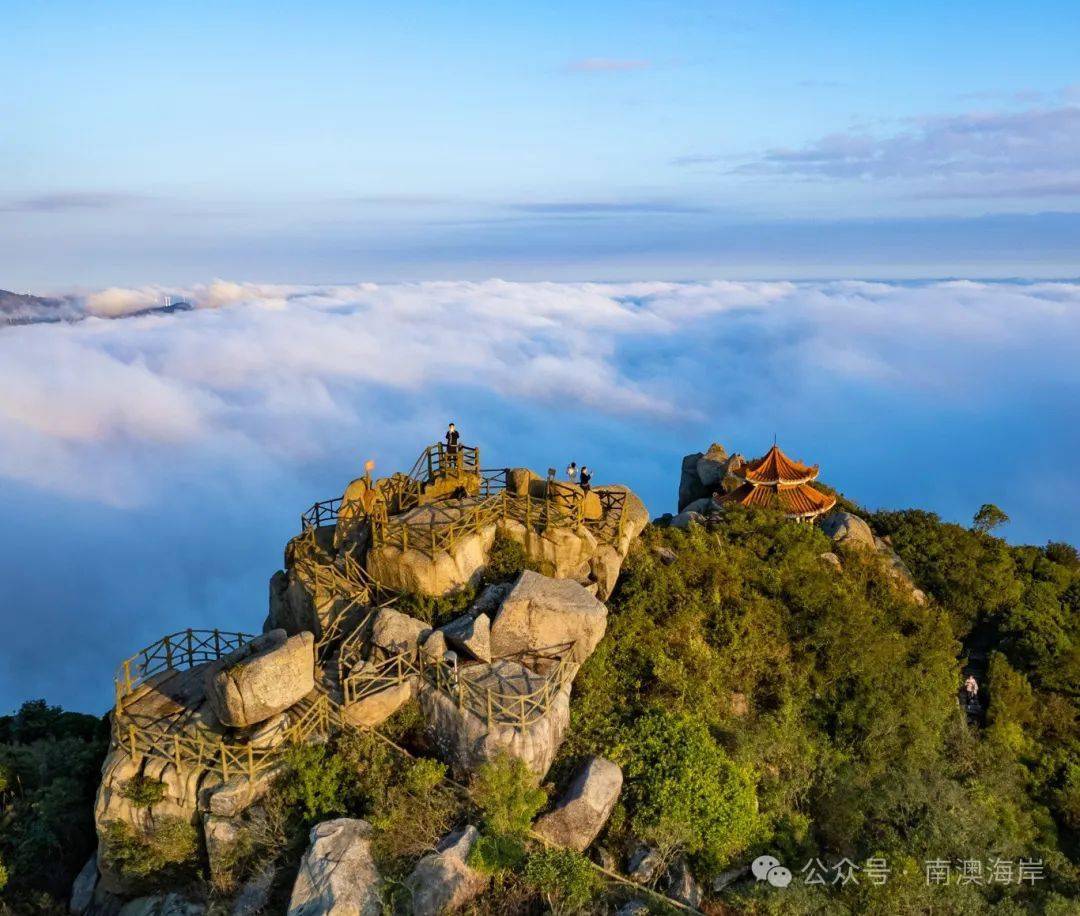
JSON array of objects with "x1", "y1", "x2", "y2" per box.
[
  {"x1": 4, "y1": 0, "x2": 1080, "y2": 285},
  {"x1": 2, "y1": 5, "x2": 1080, "y2": 713}
]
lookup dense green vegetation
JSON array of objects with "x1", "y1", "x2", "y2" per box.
[
  {"x1": 553, "y1": 505, "x2": 1080, "y2": 912},
  {"x1": 3, "y1": 501, "x2": 1079, "y2": 914},
  {"x1": 0, "y1": 701, "x2": 108, "y2": 913}
]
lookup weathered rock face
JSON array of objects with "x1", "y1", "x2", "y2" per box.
[
  {"x1": 205, "y1": 630, "x2": 315, "y2": 728},
  {"x1": 268, "y1": 536, "x2": 358, "y2": 640},
  {"x1": 420, "y1": 671, "x2": 571, "y2": 779},
  {"x1": 679, "y1": 444, "x2": 742, "y2": 511},
  {"x1": 696, "y1": 443, "x2": 730, "y2": 488},
  {"x1": 820, "y1": 511, "x2": 876, "y2": 551},
  {"x1": 679, "y1": 452, "x2": 709, "y2": 512},
  {"x1": 201, "y1": 764, "x2": 283, "y2": 818},
  {"x1": 95, "y1": 748, "x2": 205, "y2": 895},
  {"x1": 669, "y1": 510, "x2": 705, "y2": 530},
  {"x1": 342, "y1": 680, "x2": 413, "y2": 728},
  {"x1": 231, "y1": 865, "x2": 275, "y2": 916},
  {"x1": 533, "y1": 757, "x2": 622, "y2": 852},
  {"x1": 288, "y1": 819, "x2": 382, "y2": 916},
  {"x1": 371, "y1": 607, "x2": 431, "y2": 658},
  {"x1": 627, "y1": 845, "x2": 663, "y2": 883},
  {"x1": 366, "y1": 524, "x2": 496, "y2": 596},
  {"x1": 666, "y1": 858, "x2": 703, "y2": 908},
  {"x1": 489, "y1": 571, "x2": 608, "y2": 664},
  {"x1": 202, "y1": 814, "x2": 242, "y2": 884},
  {"x1": 70, "y1": 856, "x2": 99, "y2": 915},
  {"x1": 441, "y1": 612, "x2": 492, "y2": 662},
  {"x1": 404, "y1": 825, "x2": 489, "y2": 916}
]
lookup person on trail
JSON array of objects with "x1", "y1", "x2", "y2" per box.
[
  {"x1": 445, "y1": 422, "x2": 460, "y2": 468},
  {"x1": 964, "y1": 674, "x2": 979, "y2": 703},
  {"x1": 579, "y1": 466, "x2": 592, "y2": 492},
  {"x1": 567, "y1": 461, "x2": 578, "y2": 482}
]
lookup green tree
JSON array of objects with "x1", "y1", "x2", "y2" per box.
[
  {"x1": 973, "y1": 502, "x2": 1009, "y2": 534},
  {"x1": 468, "y1": 754, "x2": 547, "y2": 873},
  {"x1": 619, "y1": 710, "x2": 760, "y2": 871}
]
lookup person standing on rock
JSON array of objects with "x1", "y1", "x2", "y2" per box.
[
  {"x1": 445, "y1": 422, "x2": 460, "y2": 469},
  {"x1": 567, "y1": 461, "x2": 578, "y2": 482},
  {"x1": 580, "y1": 466, "x2": 592, "y2": 492}
]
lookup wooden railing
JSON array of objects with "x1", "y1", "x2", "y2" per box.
[
  {"x1": 301, "y1": 497, "x2": 341, "y2": 531},
  {"x1": 112, "y1": 623, "x2": 574, "y2": 786},
  {"x1": 342, "y1": 641, "x2": 577, "y2": 728},
  {"x1": 112, "y1": 627, "x2": 346, "y2": 784},
  {"x1": 114, "y1": 629, "x2": 254, "y2": 714},
  {"x1": 408, "y1": 442, "x2": 481, "y2": 485}
]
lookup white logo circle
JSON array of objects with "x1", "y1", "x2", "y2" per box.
[
  {"x1": 766, "y1": 865, "x2": 793, "y2": 888},
  {"x1": 752, "y1": 855, "x2": 781, "y2": 881}
]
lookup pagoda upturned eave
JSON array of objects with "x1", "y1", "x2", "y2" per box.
[{"x1": 739, "y1": 443, "x2": 820, "y2": 486}]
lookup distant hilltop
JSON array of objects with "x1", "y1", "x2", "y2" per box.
[{"x1": 0, "y1": 289, "x2": 192, "y2": 326}]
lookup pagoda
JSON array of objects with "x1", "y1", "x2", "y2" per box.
[{"x1": 716, "y1": 443, "x2": 836, "y2": 522}]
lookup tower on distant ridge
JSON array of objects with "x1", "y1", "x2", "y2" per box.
[{"x1": 717, "y1": 443, "x2": 836, "y2": 522}]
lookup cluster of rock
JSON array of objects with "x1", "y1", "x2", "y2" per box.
[
  {"x1": 361, "y1": 472, "x2": 648, "y2": 600},
  {"x1": 82, "y1": 439, "x2": 937, "y2": 914},
  {"x1": 671, "y1": 443, "x2": 744, "y2": 527},
  {"x1": 352, "y1": 569, "x2": 609, "y2": 777},
  {"x1": 285, "y1": 750, "x2": 628, "y2": 916},
  {"x1": 819, "y1": 510, "x2": 927, "y2": 604},
  {"x1": 87, "y1": 562, "x2": 629, "y2": 912}
]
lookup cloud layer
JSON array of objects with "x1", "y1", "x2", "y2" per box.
[
  {"x1": 1, "y1": 279, "x2": 1078, "y2": 712},
  {"x1": 732, "y1": 104, "x2": 1080, "y2": 199}
]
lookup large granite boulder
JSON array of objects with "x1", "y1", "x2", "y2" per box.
[
  {"x1": 205, "y1": 630, "x2": 314, "y2": 728},
  {"x1": 666, "y1": 858, "x2": 703, "y2": 908},
  {"x1": 679, "y1": 452, "x2": 709, "y2": 512},
  {"x1": 489, "y1": 571, "x2": 607, "y2": 664},
  {"x1": 366, "y1": 520, "x2": 496, "y2": 596},
  {"x1": 441, "y1": 612, "x2": 492, "y2": 662},
  {"x1": 420, "y1": 665, "x2": 571, "y2": 778},
  {"x1": 342, "y1": 679, "x2": 413, "y2": 728},
  {"x1": 534, "y1": 757, "x2": 622, "y2": 852},
  {"x1": 820, "y1": 511, "x2": 876, "y2": 552},
  {"x1": 404, "y1": 825, "x2": 489, "y2": 915},
  {"x1": 679, "y1": 443, "x2": 742, "y2": 511},
  {"x1": 669, "y1": 510, "x2": 705, "y2": 531},
  {"x1": 371, "y1": 607, "x2": 431, "y2": 658},
  {"x1": 821, "y1": 512, "x2": 927, "y2": 604},
  {"x1": 696, "y1": 443, "x2": 730, "y2": 488},
  {"x1": 288, "y1": 819, "x2": 382, "y2": 916}
]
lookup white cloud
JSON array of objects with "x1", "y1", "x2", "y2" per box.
[{"x1": 1, "y1": 279, "x2": 1078, "y2": 507}]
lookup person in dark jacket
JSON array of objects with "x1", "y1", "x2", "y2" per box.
[
  {"x1": 579, "y1": 466, "x2": 592, "y2": 492},
  {"x1": 445, "y1": 422, "x2": 460, "y2": 468}
]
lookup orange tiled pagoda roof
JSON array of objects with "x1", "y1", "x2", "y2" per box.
[
  {"x1": 717, "y1": 443, "x2": 836, "y2": 519},
  {"x1": 741, "y1": 444, "x2": 819, "y2": 485}
]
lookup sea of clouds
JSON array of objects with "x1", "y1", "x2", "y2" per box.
[{"x1": 2, "y1": 279, "x2": 1078, "y2": 712}]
